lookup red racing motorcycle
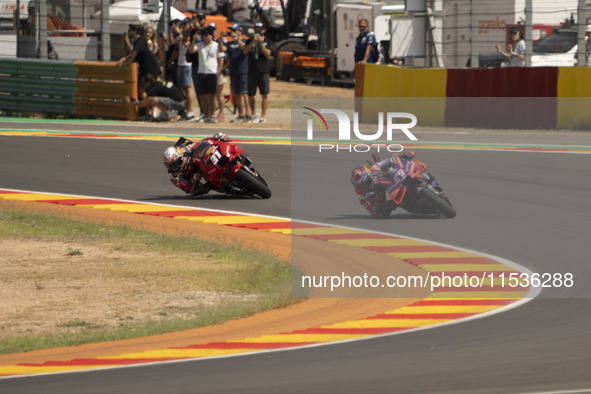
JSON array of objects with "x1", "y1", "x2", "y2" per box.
[{"x1": 175, "y1": 136, "x2": 271, "y2": 199}]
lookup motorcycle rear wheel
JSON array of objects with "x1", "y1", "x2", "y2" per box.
[{"x1": 233, "y1": 167, "x2": 272, "y2": 199}]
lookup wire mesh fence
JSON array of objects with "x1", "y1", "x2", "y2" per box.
[
  {"x1": 0, "y1": 0, "x2": 589, "y2": 68},
  {"x1": 0, "y1": 0, "x2": 183, "y2": 62},
  {"x1": 438, "y1": 0, "x2": 588, "y2": 68}
]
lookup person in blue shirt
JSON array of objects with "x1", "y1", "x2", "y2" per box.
[
  {"x1": 354, "y1": 19, "x2": 378, "y2": 64},
  {"x1": 226, "y1": 24, "x2": 250, "y2": 122}
]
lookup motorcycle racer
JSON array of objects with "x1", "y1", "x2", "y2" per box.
[
  {"x1": 351, "y1": 151, "x2": 415, "y2": 217},
  {"x1": 163, "y1": 132, "x2": 229, "y2": 196}
]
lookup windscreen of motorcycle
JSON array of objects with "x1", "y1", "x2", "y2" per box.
[{"x1": 193, "y1": 140, "x2": 214, "y2": 160}]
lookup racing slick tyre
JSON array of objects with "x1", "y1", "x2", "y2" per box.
[
  {"x1": 233, "y1": 167, "x2": 272, "y2": 199},
  {"x1": 417, "y1": 184, "x2": 456, "y2": 218}
]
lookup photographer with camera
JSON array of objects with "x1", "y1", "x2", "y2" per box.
[
  {"x1": 227, "y1": 24, "x2": 250, "y2": 122},
  {"x1": 242, "y1": 22, "x2": 272, "y2": 123}
]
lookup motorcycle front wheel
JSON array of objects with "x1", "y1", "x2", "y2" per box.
[
  {"x1": 417, "y1": 184, "x2": 456, "y2": 218},
  {"x1": 233, "y1": 167, "x2": 272, "y2": 199}
]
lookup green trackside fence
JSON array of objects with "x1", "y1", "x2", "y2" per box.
[{"x1": 0, "y1": 58, "x2": 137, "y2": 120}]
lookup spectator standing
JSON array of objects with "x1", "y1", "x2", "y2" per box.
[
  {"x1": 187, "y1": 17, "x2": 203, "y2": 120},
  {"x1": 21, "y1": 3, "x2": 35, "y2": 35},
  {"x1": 117, "y1": 24, "x2": 162, "y2": 100},
  {"x1": 189, "y1": 26, "x2": 224, "y2": 123},
  {"x1": 243, "y1": 22, "x2": 272, "y2": 123},
  {"x1": 212, "y1": 23, "x2": 229, "y2": 121},
  {"x1": 496, "y1": 26, "x2": 525, "y2": 67},
  {"x1": 177, "y1": 19, "x2": 196, "y2": 120},
  {"x1": 196, "y1": 12, "x2": 206, "y2": 29},
  {"x1": 185, "y1": 17, "x2": 203, "y2": 122},
  {"x1": 164, "y1": 19, "x2": 181, "y2": 86},
  {"x1": 227, "y1": 24, "x2": 249, "y2": 122},
  {"x1": 145, "y1": 25, "x2": 159, "y2": 56},
  {"x1": 354, "y1": 19, "x2": 378, "y2": 64}
]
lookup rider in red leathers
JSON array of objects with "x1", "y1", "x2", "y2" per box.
[
  {"x1": 163, "y1": 132, "x2": 229, "y2": 196},
  {"x1": 351, "y1": 151, "x2": 415, "y2": 217}
]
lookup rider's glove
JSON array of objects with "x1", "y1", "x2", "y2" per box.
[
  {"x1": 400, "y1": 150, "x2": 415, "y2": 161},
  {"x1": 181, "y1": 146, "x2": 192, "y2": 157},
  {"x1": 213, "y1": 132, "x2": 229, "y2": 142}
]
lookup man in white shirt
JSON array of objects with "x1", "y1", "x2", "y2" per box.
[{"x1": 190, "y1": 26, "x2": 224, "y2": 123}]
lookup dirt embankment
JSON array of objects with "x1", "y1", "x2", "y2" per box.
[{"x1": 0, "y1": 199, "x2": 426, "y2": 364}]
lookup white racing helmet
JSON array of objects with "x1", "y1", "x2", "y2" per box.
[{"x1": 163, "y1": 146, "x2": 185, "y2": 172}]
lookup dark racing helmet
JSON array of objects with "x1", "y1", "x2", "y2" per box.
[
  {"x1": 163, "y1": 146, "x2": 186, "y2": 172},
  {"x1": 351, "y1": 166, "x2": 372, "y2": 192}
]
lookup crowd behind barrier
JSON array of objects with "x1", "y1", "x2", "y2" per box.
[{"x1": 119, "y1": 16, "x2": 273, "y2": 124}]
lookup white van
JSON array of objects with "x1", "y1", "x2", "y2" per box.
[{"x1": 530, "y1": 28, "x2": 578, "y2": 67}]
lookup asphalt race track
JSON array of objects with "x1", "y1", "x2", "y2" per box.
[{"x1": 1, "y1": 129, "x2": 591, "y2": 393}]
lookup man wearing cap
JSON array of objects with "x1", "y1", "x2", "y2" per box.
[
  {"x1": 208, "y1": 22, "x2": 218, "y2": 38},
  {"x1": 227, "y1": 24, "x2": 250, "y2": 122},
  {"x1": 207, "y1": 22, "x2": 225, "y2": 52},
  {"x1": 496, "y1": 26, "x2": 525, "y2": 67},
  {"x1": 243, "y1": 22, "x2": 273, "y2": 123}
]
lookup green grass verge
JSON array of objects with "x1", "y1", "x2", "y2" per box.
[{"x1": 0, "y1": 209, "x2": 299, "y2": 355}]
